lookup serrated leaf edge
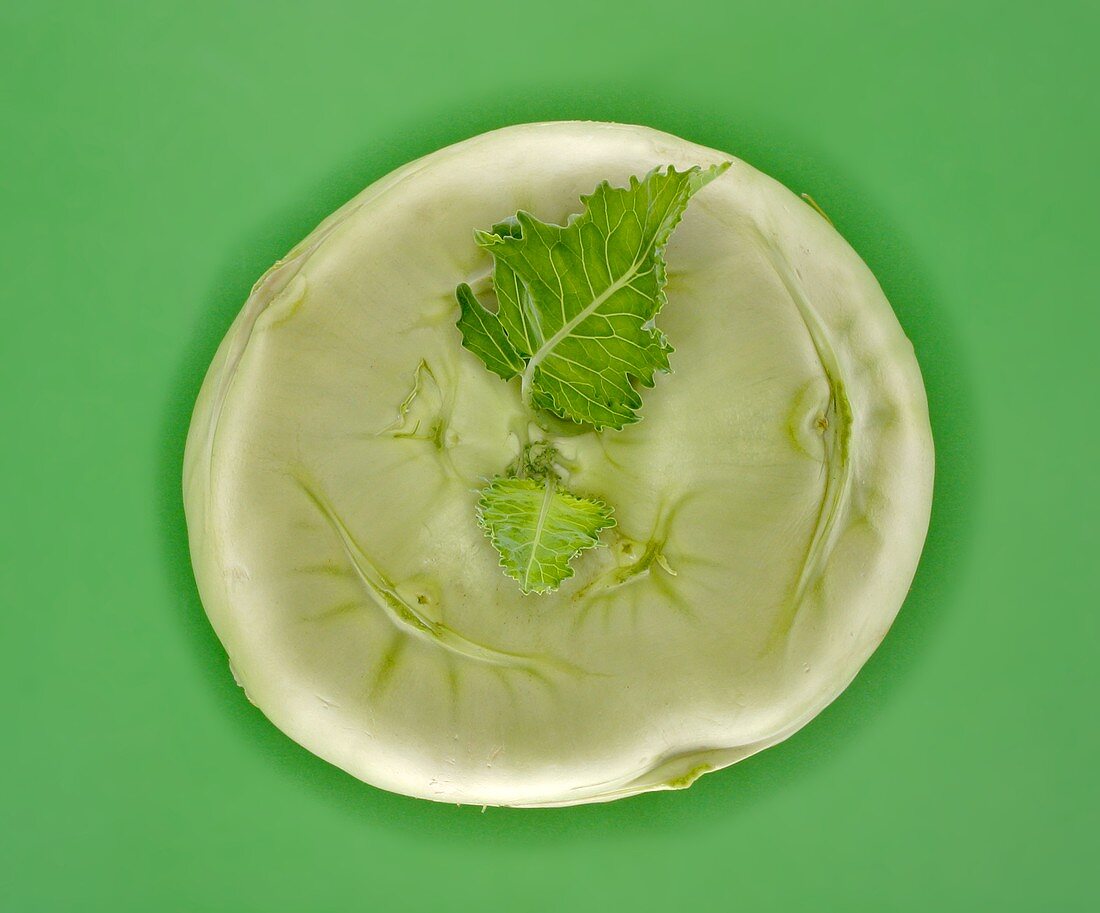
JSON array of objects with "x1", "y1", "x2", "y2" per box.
[{"x1": 475, "y1": 477, "x2": 616, "y2": 595}]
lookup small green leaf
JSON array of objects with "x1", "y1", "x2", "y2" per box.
[
  {"x1": 477, "y1": 477, "x2": 615, "y2": 595},
  {"x1": 455, "y1": 283, "x2": 525, "y2": 380},
  {"x1": 455, "y1": 163, "x2": 729, "y2": 429}
]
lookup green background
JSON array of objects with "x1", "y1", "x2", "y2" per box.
[{"x1": 2, "y1": 1, "x2": 1096, "y2": 910}]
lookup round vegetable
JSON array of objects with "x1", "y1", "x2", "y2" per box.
[{"x1": 184, "y1": 122, "x2": 933, "y2": 807}]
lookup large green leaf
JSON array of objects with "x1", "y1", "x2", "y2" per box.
[{"x1": 456, "y1": 163, "x2": 728, "y2": 429}]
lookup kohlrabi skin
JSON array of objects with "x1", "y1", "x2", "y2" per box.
[{"x1": 183, "y1": 122, "x2": 934, "y2": 807}]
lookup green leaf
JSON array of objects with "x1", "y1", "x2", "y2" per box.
[
  {"x1": 455, "y1": 218, "x2": 537, "y2": 381},
  {"x1": 456, "y1": 163, "x2": 729, "y2": 429},
  {"x1": 455, "y1": 283, "x2": 525, "y2": 380},
  {"x1": 477, "y1": 477, "x2": 615, "y2": 595}
]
